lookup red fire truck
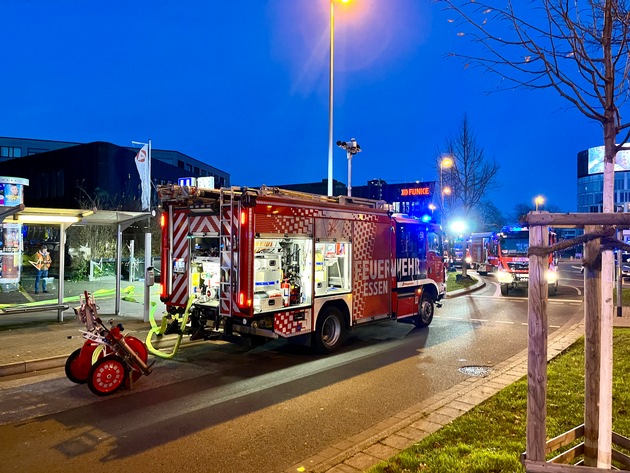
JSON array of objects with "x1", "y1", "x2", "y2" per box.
[
  {"x1": 467, "y1": 232, "x2": 498, "y2": 275},
  {"x1": 495, "y1": 225, "x2": 558, "y2": 296},
  {"x1": 157, "y1": 185, "x2": 446, "y2": 353}
]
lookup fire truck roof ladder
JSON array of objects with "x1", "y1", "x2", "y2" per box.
[
  {"x1": 258, "y1": 185, "x2": 387, "y2": 209},
  {"x1": 162, "y1": 184, "x2": 387, "y2": 210},
  {"x1": 219, "y1": 187, "x2": 238, "y2": 317}
]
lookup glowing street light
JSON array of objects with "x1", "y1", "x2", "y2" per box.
[
  {"x1": 535, "y1": 195, "x2": 545, "y2": 211},
  {"x1": 440, "y1": 156, "x2": 453, "y2": 209},
  {"x1": 327, "y1": 0, "x2": 351, "y2": 196},
  {"x1": 450, "y1": 220, "x2": 467, "y2": 234},
  {"x1": 442, "y1": 185, "x2": 452, "y2": 198}
]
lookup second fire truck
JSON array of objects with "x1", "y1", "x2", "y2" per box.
[
  {"x1": 467, "y1": 232, "x2": 498, "y2": 275},
  {"x1": 157, "y1": 185, "x2": 446, "y2": 354},
  {"x1": 495, "y1": 225, "x2": 558, "y2": 296}
]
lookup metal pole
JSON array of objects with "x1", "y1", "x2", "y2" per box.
[
  {"x1": 116, "y1": 223, "x2": 122, "y2": 315},
  {"x1": 327, "y1": 0, "x2": 334, "y2": 196},
  {"x1": 145, "y1": 139, "x2": 152, "y2": 323},
  {"x1": 347, "y1": 150, "x2": 352, "y2": 196},
  {"x1": 440, "y1": 167, "x2": 444, "y2": 209},
  {"x1": 148, "y1": 139, "x2": 152, "y2": 210},
  {"x1": 617, "y1": 230, "x2": 623, "y2": 317},
  {"x1": 58, "y1": 223, "x2": 67, "y2": 322},
  {"x1": 144, "y1": 231, "x2": 151, "y2": 323}
]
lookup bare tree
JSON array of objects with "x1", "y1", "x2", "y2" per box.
[
  {"x1": 440, "y1": 0, "x2": 630, "y2": 467},
  {"x1": 437, "y1": 113, "x2": 500, "y2": 220},
  {"x1": 475, "y1": 200, "x2": 506, "y2": 231}
]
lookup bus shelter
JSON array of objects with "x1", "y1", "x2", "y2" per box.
[{"x1": 0, "y1": 206, "x2": 153, "y2": 322}]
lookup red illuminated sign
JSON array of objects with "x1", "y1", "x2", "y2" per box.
[{"x1": 401, "y1": 187, "x2": 430, "y2": 196}]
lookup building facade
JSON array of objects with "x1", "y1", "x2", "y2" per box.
[
  {"x1": 0, "y1": 137, "x2": 230, "y2": 210},
  {"x1": 577, "y1": 146, "x2": 630, "y2": 213}
]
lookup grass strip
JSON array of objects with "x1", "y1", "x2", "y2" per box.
[
  {"x1": 368, "y1": 329, "x2": 630, "y2": 473},
  {"x1": 446, "y1": 271, "x2": 478, "y2": 292}
]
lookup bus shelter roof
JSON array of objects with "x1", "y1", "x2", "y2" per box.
[{"x1": 5, "y1": 206, "x2": 151, "y2": 227}]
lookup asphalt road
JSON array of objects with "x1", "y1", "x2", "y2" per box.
[{"x1": 0, "y1": 262, "x2": 585, "y2": 473}]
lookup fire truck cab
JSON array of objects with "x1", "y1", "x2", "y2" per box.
[
  {"x1": 158, "y1": 185, "x2": 446, "y2": 353},
  {"x1": 496, "y1": 225, "x2": 558, "y2": 296}
]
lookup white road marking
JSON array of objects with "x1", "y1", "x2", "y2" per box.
[
  {"x1": 469, "y1": 293, "x2": 581, "y2": 305},
  {"x1": 436, "y1": 316, "x2": 560, "y2": 329}
]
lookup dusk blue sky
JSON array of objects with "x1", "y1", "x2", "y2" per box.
[{"x1": 1, "y1": 1, "x2": 606, "y2": 215}]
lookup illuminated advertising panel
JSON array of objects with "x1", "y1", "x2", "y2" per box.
[
  {"x1": 0, "y1": 177, "x2": 28, "y2": 287},
  {"x1": 588, "y1": 146, "x2": 630, "y2": 174}
]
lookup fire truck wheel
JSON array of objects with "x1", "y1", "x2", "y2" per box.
[
  {"x1": 548, "y1": 284, "x2": 558, "y2": 296},
  {"x1": 87, "y1": 355, "x2": 128, "y2": 396},
  {"x1": 65, "y1": 348, "x2": 90, "y2": 384},
  {"x1": 414, "y1": 295, "x2": 434, "y2": 328},
  {"x1": 500, "y1": 284, "x2": 509, "y2": 296},
  {"x1": 313, "y1": 306, "x2": 346, "y2": 354}
]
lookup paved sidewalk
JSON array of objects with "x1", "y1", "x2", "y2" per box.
[{"x1": 0, "y1": 299, "x2": 152, "y2": 377}]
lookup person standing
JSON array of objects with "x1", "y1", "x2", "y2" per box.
[{"x1": 32, "y1": 244, "x2": 52, "y2": 294}]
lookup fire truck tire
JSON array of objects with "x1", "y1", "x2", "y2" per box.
[
  {"x1": 500, "y1": 284, "x2": 509, "y2": 296},
  {"x1": 313, "y1": 306, "x2": 346, "y2": 354},
  {"x1": 87, "y1": 355, "x2": 128, "y2": 396},
  {"x1": 414, "y1": 294, "x2": 434, "y2": 328},
  {"x1": 65, "y1": 348, "x2": 90, "y2": 384},
  {"x1": 548, "y1": 284, "x2": 558, "y2": 296}
]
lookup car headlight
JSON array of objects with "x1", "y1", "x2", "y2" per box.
[
  {"x1": 497, "y1": 268, "x2": 514, "y2": 284},
  {"x1": 546, "y1": 270, "x2": 558, "y2": 284},
  {"x1": 465, "y1": 256, "x2": 472, "y2": 264}
]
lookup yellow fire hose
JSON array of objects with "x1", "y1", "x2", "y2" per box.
[{"x1": 145, "y1": 295, "x2": 196, "y2": 359}]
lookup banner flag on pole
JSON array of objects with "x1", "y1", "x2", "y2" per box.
[{"x1": 134, "y1": 143, "x2": 150, "y2": 210}]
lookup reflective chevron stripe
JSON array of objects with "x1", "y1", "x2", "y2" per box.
[{"x1": 170, "y1": 210, "x2": 190, "y2": 307}]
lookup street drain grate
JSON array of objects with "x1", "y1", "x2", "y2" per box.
[{"x1": 459, "y1": 365, "x2": 493, "y2": 377}]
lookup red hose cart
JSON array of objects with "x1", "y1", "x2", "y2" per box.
[{"x1": 65, "y1": 291, "x2": 153, "y2": 396}]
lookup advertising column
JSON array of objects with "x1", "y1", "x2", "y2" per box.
[{"x1": 0, "y1": 177, "x2": 29, "y2": 291}]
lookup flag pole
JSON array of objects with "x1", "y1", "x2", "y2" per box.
[{"x1": 148, "y1": 139, "x2": 152, "y2": 210}]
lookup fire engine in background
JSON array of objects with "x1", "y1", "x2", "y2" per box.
[
  {"x1": 156, "y1": 185, "x2": 446, "y2": 354},
  {"x1": 445, "y1": 235, "x2": 467, "y2": 270},
  {"x1": 496, "y1": 225, "x2": 558, "y2": 296},
  {"x1": 467, "y1": 232, "x2": 499, "y2": 276}
]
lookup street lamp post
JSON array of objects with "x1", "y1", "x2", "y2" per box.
[
  {"x1": 442, "y1": 186, "x2": 452, "y2": 222},
  {"x1": 327, "y1": 0, "x2": 350, "y2": 197},
  {"x1": 337, "y1": 138, "x2": 361, "y2": 196},
  {"x1": 327, "y1": 0, "x2": 335, "y2": 196},
  {"x1": 440, "y1": 156, "x2": 453, "y2": 210}
]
